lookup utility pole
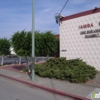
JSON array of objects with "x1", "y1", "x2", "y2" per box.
[{"x1": 32, "y1": 0, "x2": 35, "y2": 81}]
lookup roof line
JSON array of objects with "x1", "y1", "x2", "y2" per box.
[{"x1": 60, "y1": 7, "x2": 100, "y2": 21}]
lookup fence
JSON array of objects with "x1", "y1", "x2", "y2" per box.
[
  {"x1": 35, "y1": 57, "x2": 54, "y2": 63},
  {"x1": 0, "y1": 56, "x2": 54, "y2": 65}
]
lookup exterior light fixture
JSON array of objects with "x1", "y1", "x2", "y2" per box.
[{"x1": 55, "y1": 13, "x2": 64, "y2": 25}]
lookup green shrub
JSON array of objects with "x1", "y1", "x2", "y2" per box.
[
  {"x1": 22, "y1": 68, "x2": 28, "y2": 72},
  {"x1": 35, "y1": 58, "x2": 97, "y2": 83}
]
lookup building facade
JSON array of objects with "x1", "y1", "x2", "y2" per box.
[{"x1": 60, "y1": 8, "x2": 100, "y2": 71}]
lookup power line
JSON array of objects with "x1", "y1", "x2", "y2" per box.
[
  {"x1": 55, "y1": 0, "x2": 69, "y2": 25},
  {"x1": 60, "y1": 0, "x2": 69, "y2": 14}
]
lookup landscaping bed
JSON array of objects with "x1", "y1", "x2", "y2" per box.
[{"x1": 35, "y1": 58, "x2": 97, "y2": 83}]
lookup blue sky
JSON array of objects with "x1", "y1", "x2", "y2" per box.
[{"x1": 0, "y1": 0, "x2": 100, "y2": 38}]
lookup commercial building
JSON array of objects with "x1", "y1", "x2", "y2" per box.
[{"x1": 60, "y1": 8, "x2": 100, "y2": 71}]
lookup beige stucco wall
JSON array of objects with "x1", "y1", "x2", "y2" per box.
[{"x1": 60, "y1": 12, "x2": 100, "y2": 71}]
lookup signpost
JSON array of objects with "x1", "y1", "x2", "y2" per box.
[{"x1": 32, "y1": 0, "x2": 35, "y2": 81}]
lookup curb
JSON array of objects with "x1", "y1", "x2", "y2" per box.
[{"x1": 0, "y1": 73, "x2": 91, "y2": 100}]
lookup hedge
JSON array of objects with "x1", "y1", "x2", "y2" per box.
[{"x1": 35, "y1": 58, "x2": 97, "y2": 83}]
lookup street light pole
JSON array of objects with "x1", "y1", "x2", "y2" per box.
[{"x1": 32, "y1": 0, "x2": 35, "y2": 81}]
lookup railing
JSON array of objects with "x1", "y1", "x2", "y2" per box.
[
  {"x1": 35, "y1": 56, "x2": 53, "y2": 62},
  {"x1": 0, "y1": 56, "x2": 54, "y2": 65}
]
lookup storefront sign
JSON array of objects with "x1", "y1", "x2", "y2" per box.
[
  {"x1": 79, "y1": 22, "x2": 100, "y2": 38},
  {"x1": 79, "y1": 23, "x2": 93, "y2": 29},
  {"x1": 80, "y1": 29, "x2": 100, "y2": 34}
]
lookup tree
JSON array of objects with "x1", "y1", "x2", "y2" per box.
[
  {"x1": 55, "y1": 38, "x2": 59, "y2": 57},
  {"x1": 11, "y1": 30, "x2": 59, "y2": 67},
  {"x1": 42, "y1": 31, "x2": 58, "y2": 57},
  {"x1": 0, "y1": 38, "x2": 10, "y2": 65},
  {"x1": 35, "y1": 30, "x2": 59, "y2": 57},
  {"x1": 35, "y1": 31, "x2": 44, "y2": 56},
  {"x1": 11, "y1": 30, "x2": 32, "y2": 68},
  {"x1": 35, "y1": 31, "x2": 59, "y2": 56}
]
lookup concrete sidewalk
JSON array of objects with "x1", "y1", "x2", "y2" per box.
[{"x1": 0, "y1": 65, "x2": 100, "y2": 100}]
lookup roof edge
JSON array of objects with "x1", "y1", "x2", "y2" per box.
[{"x1": 60, "y1": 7, "x2": 100, "y2": 21}]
